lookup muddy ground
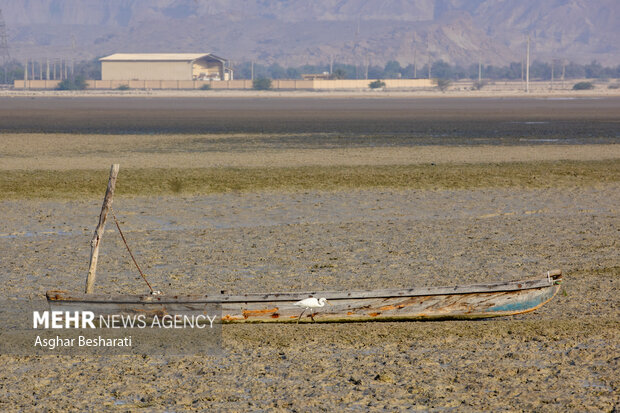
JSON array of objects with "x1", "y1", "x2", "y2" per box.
[
  {"x1": 0, "y1": 96, "x2": 619, "y2": 141},
  {"x1": 0, "y1": 96, "x2": 618, "y2": 411},
  {"x1": 0, "y1": 185, "x2": 618, "y2": 411}
]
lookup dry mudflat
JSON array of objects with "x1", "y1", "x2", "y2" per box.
[
  {"x1": 0, "y1": 96, "x2": 618, "y2": 411},
  {"x1": 0, "y1": 184, "x2": 618, "y2": 411}
]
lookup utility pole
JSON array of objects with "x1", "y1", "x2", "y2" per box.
[
  {"x1": 427, "y1": 40, "x2": 431, "y2": 79},
  {"x1": 413, "y1": 48, "x2": 417, "y2": 78},
  {"x1": 71, "y1": 34, "x2": 76, "y2": 78},
  {"x1": 250, "y1": 61, "x2": 253, "y2": 80},
  {"x1": 354, "y1": 15, "x2": 360, "y2": 79},
  {"x1": 525, "y1": 35, "x2": 530, "y2": 93},
  {"x1": 478, "y1": 56, "x2": 482, "y2": 83},
  {"x1": 550, "y1": 59, "x2": 554, "y2": 91},
  {"x1": 329, "y1": 55, "x2": 333, "y2": 75},
  {"x1": 46, "y1": 58, "x2": 49, "y2": 80},
  {"x1": 0, "y1": 9, "x2": 10, "y2": 84},
  {"x1": 428, "y1": 55, "x2": 431, "y2": 79},
  {"x1": 520, "y1": 56, "x2": 524, "y2": 88},
  {"x1": 561, "y1": 59, "x2": 566, "y2": 89}
]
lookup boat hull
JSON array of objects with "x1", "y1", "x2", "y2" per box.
[{"x1": 46, "y1": 270, "x2": 562, "y2": 323}]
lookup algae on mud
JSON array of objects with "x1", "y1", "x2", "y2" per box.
[{"x1": 1, "y1": 159, "x2": 618, "y2": 199}]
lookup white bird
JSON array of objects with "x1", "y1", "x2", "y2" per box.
[{"x1": 294, "y1": 297, "x2": 330, "y2": 322}]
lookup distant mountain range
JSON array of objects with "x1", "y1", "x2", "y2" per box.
[{"x1": 1, "y1": 0, "x2": 618, "y2": 67}]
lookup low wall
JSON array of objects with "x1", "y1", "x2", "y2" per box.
[
  {"x1": 14, "y1": 78, "x2": 433, "y2": 90},
  {"x1": 312, "y1": 79, "x2": 433, "y2": 89}
]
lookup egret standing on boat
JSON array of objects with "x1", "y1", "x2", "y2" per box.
[{"x1": 294, "y1": 297, "x2": 330, "y2": 322}]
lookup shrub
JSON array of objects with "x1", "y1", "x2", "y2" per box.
[
  {"x1": 435, "y1": 78, "x2": 451, "y2": 92},
  {"x1": 607, "y1": 83, "x2": 619, "y2": 89},
  {"x1": 56, "y1": 76, "x2": 87, "y2": 90},
  {"x1": 572, "y1": 81, "x2": 594, "y2": 90},
  {"x1": 253, "y1": 77, "x2": 272, "y2": 90},
  {"x1": 200, "y1": 83, "x2": 211, "y2": 90},
  {"x1": 116, "y1": 84, "x2": 130, "y2": 90},
  {"x1": 369, "y1": 80, "x2": 386, "y2": 89},
  {"x1": 473, "y1": 80, "x2": 487, "y2": 90}
]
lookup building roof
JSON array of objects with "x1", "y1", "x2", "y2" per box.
[{"x1": 100, "y1": 53, "x2": 225, "y2": 62}]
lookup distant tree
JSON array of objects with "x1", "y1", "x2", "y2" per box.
[
  {"x1": 56, "y1": 76, "x2": 88, "y2": 90},
  {"x1": 383, "y1": 60, "x2": 402, "y2": 78},
  {"x1": 286, "y1": 67, "x2": 301, "y2": 79},
  {"x1": 564, "y1": 62, "x2": 586, "y2": 79},
  {"x1": 529, "y1": 60, "x2": 551, "y2": 80},
  {"x1": 268, "y1": 63, "x2": 287, "y2": 79},
  {"x1": 74, "y1": 58, "x2": 102, "y2": 80},
  {"x1": 369, "y1": 79, "x2": 386, "y2": 89},
  {"x1": 330, "y1": 68, "x2": 347, "y2": 79},
  {"x1": 331, "y1": 64, "x2": 356, "y2": 79},
  {"x1": 0, "y1": 60, "x2": 24, "y2": 84},
  {"x1": 584, "y1": 60, "x2": 603, "y2": 78},
  {"x1": 572, "y1": 81, "x2": 594, "y2": 90},
  {"x1": 432, "y1": 60, "x2": 453, "y2": 79},
  {"x1": 235, "y1": 61, "x2": 253, "y2": 79},
  {"x1": 253, "y1": 77, "x2": 272, "y2": 90},
  {"x1": 434, "y1": 78, "x2": 451, "y2": 92}
]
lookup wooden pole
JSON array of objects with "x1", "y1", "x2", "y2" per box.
[{"x1": 85, "y1": 164, "x2": 120, "y2": 293}]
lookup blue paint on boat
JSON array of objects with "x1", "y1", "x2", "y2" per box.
[{"x1": 485, "y1": 288, "x2": 554, "y2": 313}]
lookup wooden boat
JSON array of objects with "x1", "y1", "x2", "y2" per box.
[
  {"x1": 47, "y1": 269, "x2": 562, "y2": 323},
  {"x1": 46, "y1": 165, "x2": 562, "y2": 323}
]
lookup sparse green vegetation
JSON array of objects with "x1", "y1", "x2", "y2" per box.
[
  {"x1": 252, "y1": 77, "x2": 272, "y2": 90},
  {"x1": 369, "y1": 80, "x2": 386, "y2": 89},
  {"x1": 168, "y1": 177, "x2": 184, "y2": 193},
  {"x1": 435, "y1": 78, "x2": 452, "y2": 92},
  {"x1": 1, "y1": 160, "x2": 616, "y2": 200},
  {"x1": 56, "y1": 76, "x2": 88, "y2": 90},
  {"x1": 607, "y1": 83, "x2": 619, "y2": 89},
  {"x1": 200, "y1": 83, "x2": 212, "y2": 90},
  {"x1": 116, "y1": 84, "x2": 130, "y2": 90},
  {"x1": 572, "y1": 81, "x2": 594, "y2": 90}
]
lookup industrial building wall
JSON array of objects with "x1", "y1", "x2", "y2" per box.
[
  {"x1": 192, "y1": 59, "x2": 223, "y2": 80},
  {"x1": 15, "y1": 78, "x2": 438, "y2": 90},
  {"x1": 101, "y1": 61, "x2": 193, "y2": 80}
]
